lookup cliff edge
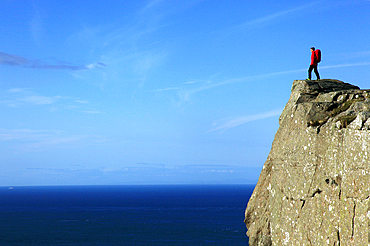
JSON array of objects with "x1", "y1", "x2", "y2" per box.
[{"x1": 245, "y1": 79, "x2": 370, "y2": 245}]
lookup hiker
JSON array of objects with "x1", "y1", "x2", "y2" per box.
[{"x1": 308, "y1": 47, "x2": 320, "y2": 80}]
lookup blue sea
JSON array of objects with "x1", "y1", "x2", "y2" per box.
[{"x1": 0, "y1": 185, "x2": 254, "y2": 245}]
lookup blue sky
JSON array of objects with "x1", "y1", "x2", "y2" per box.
[{"x1": 1, "y1": 0, "x2": 370, "y2": 186}]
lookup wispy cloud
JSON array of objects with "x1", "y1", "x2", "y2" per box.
[
  {"x1": 320, "y1": 62, "x2": 370, "y2": 69},
  {"x1": 177, "y1": 70, "x2": 303, "y2": 101},
  {"x1": 151, "y1": 87, "x2": 181, "y2": 92},
  {"x1": 336, "y1": 50, "x2": 370, "y2": 59},
  {"x1": 30, "y1": 3, "x2": 44, "y2": 45},
  {"x1": 66, "y1": 1, "x2": 205, "y2": 85},
  {"x1": 0, "y1": 88, "x2": 60, "y2": 107},
  {"x1": 141, "y1": 0, "x2": 166, "y2": 12},
  {"x1": 19, "y1": 95, "x2": 57, "y2": 105},
  {"x1": 153, "y1": 60, "x2": 370, "y2": 103},
  {"x1": 66, "y1": 23, "x2": 169, "y2": 85},
  {"x1": 0, "y1": 51, "x2": 106, "y2": 70},
  {"x1": 0, "y1": 128, "x2": 87, "y2": 150},
  {"x1": 209, "y1": 109, "x2": 283, "y2": 134},
  {"x1": 231, "y1": 2, "x2": 318, "y2": 31},
  {"x1": 0, "y1": 88, "x2": 104, "y2": 113},
  {"x1": 150, "y1": 72, "x2": 285, "y2": 102},
  {"x1": 82, "y1": 110, "x2": 105, "y2": 114},
  {"x1": 0, "y1": 128, "x2": 50, "y2": 141}
]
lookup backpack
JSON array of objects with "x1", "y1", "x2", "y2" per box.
[{"x1": 315, "y1": 49, "x2": 321, "y2": 63}]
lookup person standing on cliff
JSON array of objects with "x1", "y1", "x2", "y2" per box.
[{"x1": 308, "y1": 47, "x2": 320, "y2": 80}]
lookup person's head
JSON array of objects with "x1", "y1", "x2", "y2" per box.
[{"x1": 310, "y1": 47, "x2": 315, "y2": 52}]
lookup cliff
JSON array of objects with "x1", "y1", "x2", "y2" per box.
[{"x1": 245, "y1": 79, "x2": 370, "y2": 245}]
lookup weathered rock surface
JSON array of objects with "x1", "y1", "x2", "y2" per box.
[{"x1": 245, "y1": 79, "x2": 370, "y2": 245}]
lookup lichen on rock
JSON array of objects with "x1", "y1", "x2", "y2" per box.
[{"x1": 245, "y1": 79, "x2": 370, "y2": 245}]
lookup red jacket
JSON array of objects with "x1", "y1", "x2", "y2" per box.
[{"x1": 311, "y1": 51, "x2": 318, "y2": 65}]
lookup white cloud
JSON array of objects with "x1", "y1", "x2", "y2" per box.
[
  {"x1": 209, "y1": 109, "x2": 283, "y2": 134},
  {"x1": 0, "y1": 128, "x2": 88, "y2": 151},
  {"x1": 177, "y1": 71, "x2": 300, "y2": 102},
  {"x1": 83, "y1": 110, "x2": 105, "y2": 114},
  {"x1": 0, "y1": 51, "x2": 106, "y2": 71},
  {"x1": 343, "y1": 50, "x2": 370, "y2": 58},
  {"x1": 0, "y1": 88, "x2": 57, "y2": 107},
  {"x1": 231, "y1": 2, "x2": 318, "y2": 31},
  {"x1": 19, "y1": 95, "x2": 56, "y2": 105},
  {"x1": 0, "y1": 128, "x2": 49, "y2": 141},
  {"x1": 30, "y1": 4, "x2": 44, "y2": 44},
  {"x1": 85, "y1": 62, "x2": 106, "y2": 70},
  {"x1": 142, "y1": 0, "x2": 166, "y2": 11},
  {"x1": 151, "y1": 87, "x2": 181, "y2": 92},
  {"x1": 162, "y1": 59, "x2": 370, "y2": 103},
  {"x1": 0, "y1": 88, "x2": 104, "y2": 114},
  {"x1": 320, "y1": 62, "x2": 370, "y2": 69},
  {"x1": 75, "y1": 100, "x2": 89, "y2": 104}
]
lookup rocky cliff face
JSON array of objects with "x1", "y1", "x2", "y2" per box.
[{"x1": 245, "y1": 79, "x2": 370, "y2": 245}]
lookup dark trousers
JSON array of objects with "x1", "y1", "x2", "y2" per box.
[{"x1": 308, "y1": 65, "x2": 320, "y2": 80}]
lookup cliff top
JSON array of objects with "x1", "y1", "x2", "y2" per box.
[{"x1": 282, "y1": 79, "x2": 370, "y2": 130}]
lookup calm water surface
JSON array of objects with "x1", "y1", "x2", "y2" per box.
[{"x1": 0, "y1": 185, "x2": 254, "y2": 245}]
